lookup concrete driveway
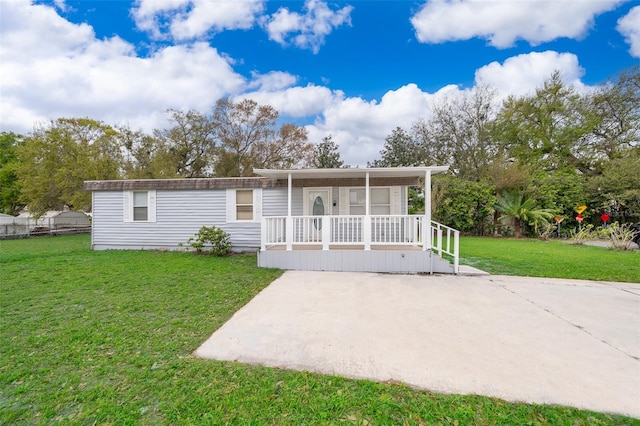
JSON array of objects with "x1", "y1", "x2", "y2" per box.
[{"x1": 194, "y1": 271, "x2": 640, "y2": 418}]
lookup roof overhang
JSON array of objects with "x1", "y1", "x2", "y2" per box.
[
  {"x1": 84, "y1": 177, "x2": 272, "y2": 191},
  {"x1": 253, "y1": 166, "x2": 449, "y2": 180},
  {"x1": 84, "y1": 166, "x2": 450, "y2": 191}
]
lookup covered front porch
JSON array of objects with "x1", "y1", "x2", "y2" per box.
[{"x1": 254, "y1": 167, "x2": 459, "y2": 274}]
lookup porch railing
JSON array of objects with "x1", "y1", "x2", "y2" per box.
[
  {"x1": 261, "y1": 215, "x2": 459, "y2": 273},
  {"x1": 430, "y1": 221, "x2": 460, "y2": 274}
]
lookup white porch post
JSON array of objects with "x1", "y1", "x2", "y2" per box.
[
  {"x1": 423, "y1": 170, "x2": 432, "y2": 251},
  {"x1": 286, "y1": 172, "x2": 293, "y2": 251},
  {"x1": 364, "y1": 171, "x2": 371, "y2": 250},
  {"x1": 322, "y1": 217, "x2": 330, "y2": 250}
]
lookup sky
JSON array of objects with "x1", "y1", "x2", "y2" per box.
[{"x1": 1, "y1": 0, "x2": 639, "y2": 166}]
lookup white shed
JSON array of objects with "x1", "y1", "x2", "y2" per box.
[
  {"x1": 0, "y1": 213, "x2": 28, "y2": 238},
  {"x1": 18, "y1": 211, "x2": 91, "y2": 229},
  {"x1": 0, "y1": 213, "x2": 26, "y2": 225},
  {"x1": 49, "y1": 211, "x2": 91, "y2": 228}
]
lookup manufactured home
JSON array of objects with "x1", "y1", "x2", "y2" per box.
[{"x1": 84, "y1": 167, "x2": 459, "y2": 274}]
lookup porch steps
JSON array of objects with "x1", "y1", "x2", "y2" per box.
[{"x1": 431, "y1": 253, "x2": 456, "y2": 274}]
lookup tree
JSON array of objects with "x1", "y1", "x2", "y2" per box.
[
  {"x1": 588, "y1": 147, "x2": 640, "y2": 223},
  {"x1": 495, "y1": 191, "x2": 555, "y2": 238},
  {"x1": 369, "y1": 127, "x2": 425, "y2": 167},
  {"x1": 16, "y1": 118, "x2": 122, "y2": 215},
  {"x1": 369, "y1": 127, "x2": 430, "y2": 215},
  {"x1": 154, "y1": 109, "x2": 217, "y2": 178},
  {"x1": 212, "y1": 98, "x2": 312, "y2": 176},
  {"x1": 0, "y1": 132, "x2": 23, "y2": 215},
  {"x1": 252, "y1": 123, "x2": 312, "y2": 170},
  {"x1": 528, "y1": 170, "x2": 588, "y2": 227},
  {"x1": 431, "y1": 175, "x2": 496, "y2": 235},
  {"x1": 119, "y1": 127, "x2": 176, "y2": 179},
  {"x1": 482, "y1": 157, "x2": 535, "y2": 235},
  {"x1": 587, "y1": 66, "x2": 639, "y2": 168},
  {"x1": 482, "y1": 157, "x2": 532, "y2": 193},
  {"x1": 312, "y1": 135, "x2": 345, "y2": 168},
  {"x1": 494, "y1": 72, "x2": 584, "y2": 174},
  {"x1": 494, "y1": 70, "x2": 639, "y2": 177},
  {"x1": 413, "y1": 85, "x2": 499, "y2": 180}
]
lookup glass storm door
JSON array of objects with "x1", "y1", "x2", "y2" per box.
[{"x1": 304, "y1": 188, "x2": 331, "y2": 241}]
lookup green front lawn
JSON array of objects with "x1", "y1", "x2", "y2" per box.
[
  {"x1": 460, "y1": 237, "x2": 640, "y2": 283},
  {"x1": 1, "y1": 235, "x2": 636, "y2": 424}
]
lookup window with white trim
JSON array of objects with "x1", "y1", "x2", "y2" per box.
[
  {"x1": 226, "y1": 188, "x2": 262, "y2": 222},
  {"x1": 123, "y1": 190, "x2": 156, "y2": 223},
  {"x1": 236, "y1": 189, "x2": 253, "y2": 221},
  {"x1": 349, "y1": 187, "x2": 391, "y2": 215}
]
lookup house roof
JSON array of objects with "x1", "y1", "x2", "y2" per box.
[
  {"x1": 253, "y1": 166, "x2": 449, "y2": 180},
  {"x1": 84, "y1": 167, "x2": 449, "y2": 191},
  {"x1": 84, "y1": 177, "x2": 274, "y2": 191}
]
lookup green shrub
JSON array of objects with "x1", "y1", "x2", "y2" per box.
[
  {"x1": 432, "y1": 175, "x2": 496, "y2": 235},
  {"x1": 187, "y1": 226, "x2": 231, "y2": 256},
  {"x1": 537, "y1": 222, "x2": 556, "y2": 241},
  {"x1": 570, "y1": 224, "x2": 596, "y2": 245},
  {"x1": 604, "y1": 222, "x2": 637, "y2": 251}
]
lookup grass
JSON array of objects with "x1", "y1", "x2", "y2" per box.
[
  {"x1": 460, "y1": 237, "x2": 640, "y2": 283},
  {"x1": 1, "y1": 235, "x2": 637, "y2": 425}
]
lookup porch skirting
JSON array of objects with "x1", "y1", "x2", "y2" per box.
[{"x1": 257, "y1": 248, "x2": 455, "y2": 274}]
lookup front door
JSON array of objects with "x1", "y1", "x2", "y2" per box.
[{"x1": 303, "y1": 188, "x2": 331, "y2": 241}]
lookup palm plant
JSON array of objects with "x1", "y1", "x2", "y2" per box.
[{"x1": 495, "y1": 191, "x2": 555, "y2": 238}]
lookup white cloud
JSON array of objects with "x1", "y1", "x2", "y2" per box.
[
  {"x1": 131, "y1": 0, "x2": 265, "y2": 40},
  {"x1": 0, "y1": 2, "x2": 602, "y2": 169},
  {"x1": 306, "y1": 51, "x2": 592, "y2": 166},
  {"x1": 0, "y1": 0, "x2": 96, "y2": 60},
  {"x1": 474, "y1": 51, "x2": 586, "y2": 97},
  {"x1": 239, "y1": 84, "x2": 340, "y2": 117},
  {"x1": 306, "y1": 84, "x2": 463, "y2": 165},
  {"x1": 130, "y1": 0, "x2": 189, "y2": 38},
  {"x1": 246, "y1": 71, "x2": 298, "y2": 92},
  {"x1": 262, "y1": 0, "x2": 353, "y2": 53},
  {"x1": 53, "y1": 0, "x2": 70, "y2": 12},
  {"x1": 411, "y1": 0, "x2": 624, "y2": 48},
  {"x1": 0, "y1": 0, "x2": 245, "y2": 133},
  {"x1": 617, "y1": 6, "x2": 640, "y2": 58}
]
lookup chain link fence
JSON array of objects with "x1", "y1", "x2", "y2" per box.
[{"x1": 0, "y1": 218, "x2": 91, "y2": 240}]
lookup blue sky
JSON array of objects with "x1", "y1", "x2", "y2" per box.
[{"x1": 1, "y1": 0, "x2": 639, "y2": 165}]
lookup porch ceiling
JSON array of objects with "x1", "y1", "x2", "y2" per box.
[{"x1": 253, "y1": 166, "x2": 449, "y2": 180}]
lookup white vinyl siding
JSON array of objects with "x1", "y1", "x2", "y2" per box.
[
  {"x1": 123, "y1": 190, "x2": 156, "y2": 223},
  {"x1": 339, "y1": 187, "x2": 349, "y2": 215},
  {"x1": 262, "y1": 187, "x2": 302, "y2": 216},
  {"x1": 391, "y1": 186, "x2": 402, "y2": 215},
  {"x1": 96, "y1": 188, "x2": 275, "y2": 251},
  {"x1": 93, "y1": 185, "x2": 406, "y2": 252}
]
